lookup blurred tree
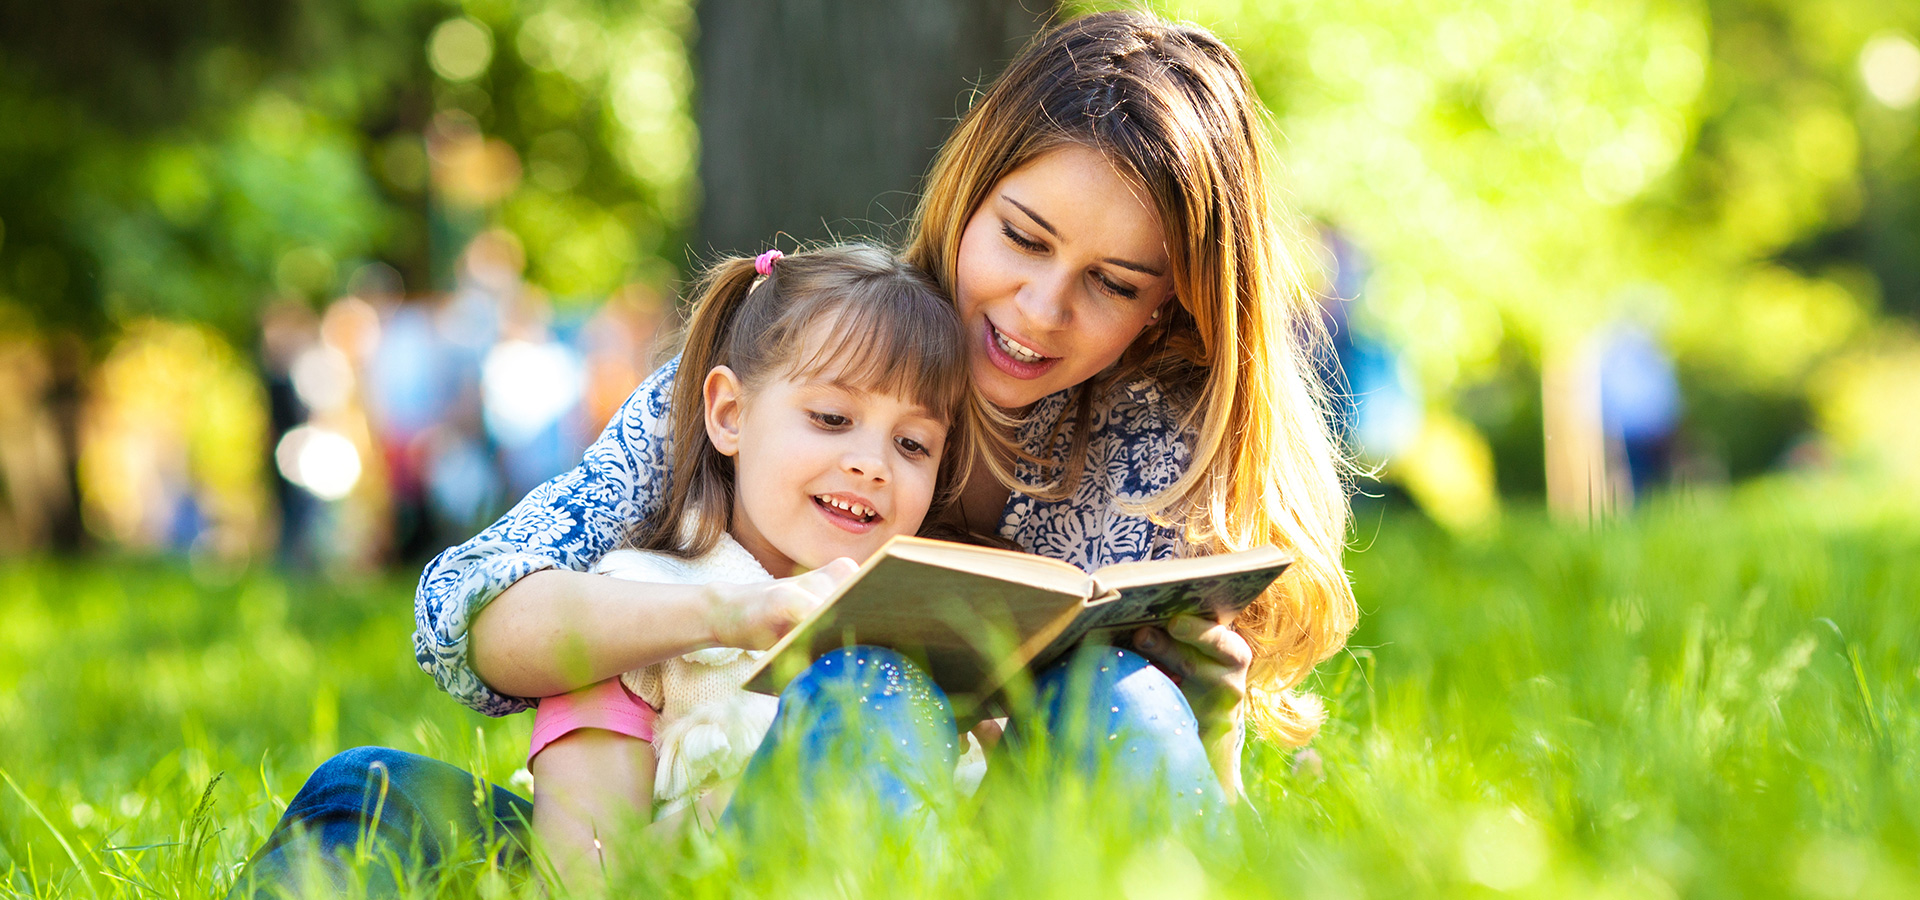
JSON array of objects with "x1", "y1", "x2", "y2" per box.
[{"x1": 693, "y1": 0, "x2": 1047, "y2": 254}]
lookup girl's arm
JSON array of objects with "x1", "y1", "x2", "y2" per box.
[
  {"x1": 531, "y1": 728, "x2": 657, "y2": 893},
  {"x1": 414, "y1": 360, "x2": 680, "y2": 715},
  {"x1": 470, "y1": 564, "x2": 855, "y2": 699}
]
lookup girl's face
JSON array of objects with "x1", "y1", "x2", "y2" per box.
[
  {"x1": 703, "y1": 351, "x2": 949, "y2": 577},
  {"x1": 952, "y1": 145, "x2": 1176, "y2": 410}
]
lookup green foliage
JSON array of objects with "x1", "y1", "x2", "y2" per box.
[
  {"x1": 0, "y1": 0, "x2": 692, "y2": 341},
  {"x1": 2, "y1": 484, "x2": 1915, "y2": 897},
  {"x1": 1069, "y1": 0, "x2": 1920, "y2": 483}
]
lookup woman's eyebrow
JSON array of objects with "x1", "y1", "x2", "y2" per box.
[
  {"x1": 1002, "y1": 195, "x2": 1166, "y2": 278},
  {"x1": 1004, "y1": 196, "x2": 1059, "y2": 238}
]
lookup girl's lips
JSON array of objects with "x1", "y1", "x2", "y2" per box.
[
  {"x1": 982, "y1": 319, "x2": 1061, "y2": 380},
  {"x1": 812, "y1": 494, "x2": 879, "y2": 535}
]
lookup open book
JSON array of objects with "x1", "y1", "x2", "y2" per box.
[{"x1": 742, "y1": 536, "x2": 1291, "y2": 712}]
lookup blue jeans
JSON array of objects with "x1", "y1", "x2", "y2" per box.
[
  {"x1": 227, "y1": 747, "x2": 533, "y2": 898},
  {"x1": 233, "y1": 647, "x2": 1218, "y2": 894}
]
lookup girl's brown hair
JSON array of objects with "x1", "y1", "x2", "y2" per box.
[
  {"x1": 905, "y1": 11, "x2": 1356, "y2": 745},
  {"x1": 631, "y1": 244, "x2": 972, "y2": 559}
]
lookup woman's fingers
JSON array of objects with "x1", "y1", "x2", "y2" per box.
[
  {"x1": 1131, "y1": 616, "x2": 1250, "y2": 721},
  {"x1": 1129, "y1": 625, "x2": 1189, "y2": 682},
  {"x1": 1167, "y1": 615, "x2": 1253, "y2": 670}
]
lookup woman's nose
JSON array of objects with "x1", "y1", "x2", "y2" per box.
[{"x1": 1014, "y1": 265, "x2": 1074, "y2": 331}]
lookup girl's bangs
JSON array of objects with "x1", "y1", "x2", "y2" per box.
[{"x1": 780, "y1": 298, "x2": 967, "y2": 422}]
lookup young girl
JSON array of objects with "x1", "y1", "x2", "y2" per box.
[{"x1": 523, "y1": 244, "x2": 975, "y2": 885}]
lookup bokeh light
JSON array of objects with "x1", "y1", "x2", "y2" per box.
[
  {"x1": 1860, "y1": 32, "x2": 1920, "y2": 108},
  {"x1": 429, "y1": 18, "x2": 495, "y2": 83},
  {"x1": 274, "y1": 425, "x2": 363, "y2": 502}
]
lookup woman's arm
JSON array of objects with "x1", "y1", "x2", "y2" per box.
[{"x1": 414, "y1": 360, "x2": 680, "y2": 716}]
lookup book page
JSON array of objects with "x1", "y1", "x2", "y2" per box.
[
  {"x1": 743, "y1": 547, "x2": 1087, "y2": 703},
  {"x1": 1028, "y1": 559, "x2": 1292, "y2": 669}
]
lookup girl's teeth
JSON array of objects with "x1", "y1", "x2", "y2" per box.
[
  {"x1": 818, "y1": 496, "x2": 874, "y2": 519},
  {"x1": 995, "y1": 328, "x2": 1046, "y2": 363}
]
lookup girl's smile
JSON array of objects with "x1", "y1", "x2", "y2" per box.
[{"x1": 811, "y1": 491, "x2": 882, "y2": 532}]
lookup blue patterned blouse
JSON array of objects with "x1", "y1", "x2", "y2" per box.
[{"x1": 415, "y1": 357, "x2": 1201, "y2": 716}]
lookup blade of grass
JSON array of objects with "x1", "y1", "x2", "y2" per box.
[
  {"x1": 0, "y1": 766, "x2": 100, "y2": 898},
  {"x1": 1845, "y1": 643, "x2": 1884, "y2": 747}
]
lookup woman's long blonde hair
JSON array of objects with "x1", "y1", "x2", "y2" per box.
[{"x1": 906, "y1": 11, "x2": 1356, "y2": 745}]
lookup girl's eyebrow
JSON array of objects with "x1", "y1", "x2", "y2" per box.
[
  {"x1": 1001, "y1": 195, "x2": 1166, "y2": 278},
  {"x1": 807, "y1": 378, "x2": 942, "y2": 423}
]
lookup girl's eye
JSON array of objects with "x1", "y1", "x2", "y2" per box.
[
  {"x1": 1001, "y1": 222, "x2": 1046, "y2": 253},
  {"x1": 810, "y1": 412, "x2": 851, "y2": 428},
  {"x1": 895, "y1": 436, "x2": 930, "y2": 458}
]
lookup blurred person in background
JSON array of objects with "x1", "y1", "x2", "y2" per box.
[
  {"x1": 481, "y1": 289, "x2": 587, "y2": 500},
  {"x1": 258, "y1": 300, "x2": 322, "y2": 568},
  {"x1": 1598, "y1": 322, "x2": 1682, "y2": 501},
  {"x1": 1315, "y1": 229, "x2": 1421, "y2": 472},
  {"x1": 0, "y1": 336, "x2": 77, "y2": 553}
]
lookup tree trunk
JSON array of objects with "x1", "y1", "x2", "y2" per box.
[{"x1": 694, "y1": 0, "x2": 1049, "y2": 258}]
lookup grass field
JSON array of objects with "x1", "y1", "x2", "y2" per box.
[{"x1": 2, "y1": 479, "x2": 1916, "y2": 898}]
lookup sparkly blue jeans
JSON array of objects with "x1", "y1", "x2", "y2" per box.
[
  {"x1": 723, "y1": 644, "x2": 1224, "y2": 832},
  {"x1": 230, "y1": 646, "x2": 1220, "y2": 896}
]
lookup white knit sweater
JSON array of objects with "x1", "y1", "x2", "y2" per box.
[
  {"x1": 594, "y1": 536, "x2": 780, "y2": 817},
  {"x1": 593, "y1": 536, "x2": 988, "y2": 817}
]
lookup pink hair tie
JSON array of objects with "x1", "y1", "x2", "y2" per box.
[{"x1": 754, "y1": 250, "x2": 783, "y2": 276}]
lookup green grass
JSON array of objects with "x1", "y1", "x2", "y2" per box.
[{"x1": 2, "y1": 479, "x2": 1916, "y2": 898}]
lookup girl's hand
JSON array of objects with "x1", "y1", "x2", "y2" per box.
[
  {"x1": 1131, "y1": 615, "x2": 1251, "y2": 798},
  {"x1": 706, "y1": 558, "x2": 858, "y2": 649}
]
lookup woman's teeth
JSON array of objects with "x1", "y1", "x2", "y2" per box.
[
  {"x1": 815, "y1": 496, "x2": 876, "y2": 521},
  {"x1": 994, "y1": 327, "x2": 1048, "y2": 363}
]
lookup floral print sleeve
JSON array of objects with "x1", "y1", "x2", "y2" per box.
[{"x1": 414, "y1": 357, "x2": 680, "y2": 717}]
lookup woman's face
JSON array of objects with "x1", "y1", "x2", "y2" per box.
[{"x1": 952, "y1": 145, "x2": 1175, "y2": 410}]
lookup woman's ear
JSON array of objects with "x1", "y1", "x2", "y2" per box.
[{"x1": 703, "y1": 366, "x2": 745, "y2": 457}]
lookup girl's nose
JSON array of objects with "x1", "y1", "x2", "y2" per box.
[{"x1": 843, "y1": 440, "x2": 889, "y2": 483}]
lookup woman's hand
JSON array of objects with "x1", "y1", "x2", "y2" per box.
[
  {"x1": 705, "y1": 558, "x2": 858, "y2": 649},
  {"x1": 1130, "y1": 615, "x2": 1251, "y2": 799}
]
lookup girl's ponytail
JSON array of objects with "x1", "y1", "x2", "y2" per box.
[{"x1": 631, "y1": 256, "x2": 765, "y2": 557}]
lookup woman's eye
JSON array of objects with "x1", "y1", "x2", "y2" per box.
[
  {"x1": 1001, "y1": 223, "x2": 1046, "y2": 253},
  {"x1": 810, "y1": 412, "x2": 851, "y2": 428},
  {"x1": 1095, "y1": 273, "x2": 1140, "y2": 300}
]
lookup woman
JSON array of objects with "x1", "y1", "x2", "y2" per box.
[{"x1": 234, "y1": 10, "x2": 1356, "y2": 893}]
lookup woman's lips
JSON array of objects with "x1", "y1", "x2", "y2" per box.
[{"x1": 982, "y1": 319, "x2": 1061, "y2": 380}]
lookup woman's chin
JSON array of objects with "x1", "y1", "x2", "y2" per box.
[{"x1": 973, "y1": 360, "x2": 1055, "y2": 411}]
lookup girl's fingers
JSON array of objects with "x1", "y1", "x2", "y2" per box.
[{"x1": 792, "y1": 558, "x2": 858, "y2": 599}]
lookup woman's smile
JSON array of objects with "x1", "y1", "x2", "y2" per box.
[
  {"x1": 982, "y1": 317, "x2": 1062, "y2": 379},
  {"x1": 953, "y1": 145, "x2": 1174, "y2": 409}
]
